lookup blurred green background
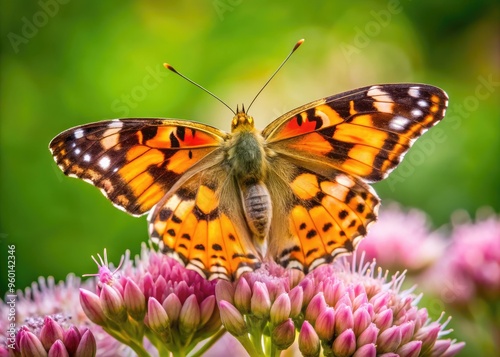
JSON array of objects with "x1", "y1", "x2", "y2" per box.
[{"x1": 0, "y1": 0, "x2": 498, "y2": 354}]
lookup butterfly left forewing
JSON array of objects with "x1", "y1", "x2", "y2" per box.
[
  {"x1": 264, "y1": 84, "x2": 448, "y2": 182},
  {"x1": 50, "y1": 118, "x2": 226, "y2": 215}
]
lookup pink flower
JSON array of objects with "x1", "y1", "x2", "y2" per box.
[
  {"x1": 215, "y1": 256, "x2": 464, "y2": 356},
  {"x1": 427, "y1": 211, "x2": 500, "y2": 306},
  {"x1": 0, "y1": 275, "x2": 122, "y2": 356},
  {"x1": 355, "y1": 203, "x2": 446, "y2": 274},
  {"x1": 79, "y1": 244, "x2": 220, "y2": 356}
]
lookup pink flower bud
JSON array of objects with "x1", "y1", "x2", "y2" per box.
[
  {"x1": 199, "y1": 296, "x2": 216, "y2": 327},
  {"x1": 289, "y1": 286, "x2": 304, "y2": 317},
  {"x1": 219, "y1": 300, "x2": 247, "y2": 336},
  {"x1": 334, "y1": 304, "x2": 354, "y2": 335},
  {"x1": 62, "y1": 327, "x2": 80, "y2": 355},
  {"x1": 40, "y1": 316, "x2": 64, "y2": 350},
  {"x1": 270, "y1": 293, "x2": 291, "y2": 325},
  {"x1": 251, "y1": 282, "x2": 271, "y2": 318},
  {"x1": 396, "y1": 340, "x2": 422, "y2": 357},
  {"x1": 147, "y1": 297, "x2": 170, "y2": 333},
  {"x1": 179, "y1": 294, "x2": 201, "y2": 335},
  {"x1": 377, "y1": 325, "x2": 402, "y2": 353},
  {"x1": 47, "y1": 340, "x2": 68, "y2": 357},
  {"x1": 353, "y1": 307, "x2": 372, "y2": 335},
  {"x1": 357, "y1": 323, "x2": 379, "y2": 345},
  {"x1": 352, "y1": 343, "x2": 376, "y2": 357},
  {"x1": 373, "y1": 308, "x2": 393, "y2": 331},
  {"x1": 162, "y1": 293, "x2": 182, "y2": 323},
  {"x1": 332, "y1": 328, "x2": 356, "y2": 357},
  {"x1": 271, "y1": 319, "x2": 295, "y2": 350},
  {"x1": 415, "y1": 323, "x2": 440, "y2": 352},
  {"x1": 79, "y1": 289, "x2": 106, "y2": 326},
  {"x1": 74, "y1": 329, "x2": 96, "y2": 357},
  {"x1": 298, "y1": 321, "x2": 320, "y2": 357},
  {"x1": 305, "y1": 292, "x2": 327, "y2": 325},
  {"x1": 100, "y1": 285, "x2": 127, "y2": 323},
  {"x1": 233, "y1": 278, "x2": 251, "y2": 314},
  {"x1": 123, "y1": 279, "x2": 146, "y2": 321},
  {"x1": 19, "y1": 330, "x2": 48, "y2": 357},
  {"x1": 314, "y1": 307, "x2": 335, "y2": 340}
]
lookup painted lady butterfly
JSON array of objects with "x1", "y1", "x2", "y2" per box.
[{"x1": 50, "y1": 43, "x2": 448, "y2": 280}]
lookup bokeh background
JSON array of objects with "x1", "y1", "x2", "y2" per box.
[{"x1": 1, "y1": 0, "x2": 498, "y2": 355}]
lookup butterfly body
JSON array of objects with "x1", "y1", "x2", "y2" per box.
[{"x1": 50, "y1": 83, "x2": 448, "y2": 280}]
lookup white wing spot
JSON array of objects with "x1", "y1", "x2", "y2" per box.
[
  {"x1": 412, "y1": 109, "x2": 423, "y2": 117},
  {"x1": 83, "y1": 154, "x2": 91, "y2": 162},
  {"x1": 74, "y1": 148, "x2": 81, "y2": 155},
  {"x1": 74, "y1": 129, "x2": 84, "y2": 139},
  {"x1": 408, "y1": 87, "x2": 420, "y2": 98},
  {"x1": 389, "y1": 116, "x2": 411, "y2": 131},
  {"x1": 417, "y1": 100, "x2": 428, "y2": 107},
  {"x1": 367, "y1": 86, "x2": 394, "y2": 113},
  {"x1": 108, "y1": 120, "x2": 124, "y2": 128},
  {"x1": 99, "y1": 156, "x2": 111, "y2": 169},
  {"x1": 335, "y1": 174, "x2": 355, "y2": 188}
]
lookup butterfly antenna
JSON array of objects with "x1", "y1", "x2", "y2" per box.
[
  {"x1": 246, "y1": 39, "x2": 305, "y2": 113},
  {"x1": 164, "y1": 63, "x2": 236, "y2": 115}
]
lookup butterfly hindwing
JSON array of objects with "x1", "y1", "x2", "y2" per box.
[
  {"x1": 264, "y1": 84, "x2": 448, "y2": 182},
  {"x1": 49, "y1": 119, "x2": 226, "y2": 215},
  {"x1": 149, "y1": 168, "x2": 261, "y2": 280},
  {"x1": 267, "y1": 162, "x2": 379, "y2": 273}
]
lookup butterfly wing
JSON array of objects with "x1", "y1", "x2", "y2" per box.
[
  {"x1": 263, "y1": 84, "x2": 448, "y2": 182},
  {"x1": 263, "y1": 84, "x2": 448, "y2": 272},
  {"x1": 266, "y1": 157, "x2": 380, "y2": 272},
  {"x1": 49, "y1": 119, "x2": 227, "y2": 216},
  {"x1": 149, "y1": 167, "x2": 261, "y2": 280}
]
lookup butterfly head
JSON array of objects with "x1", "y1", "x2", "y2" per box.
[{"x1": 231, "y1": 104, "x2": 255, "y2": 132}]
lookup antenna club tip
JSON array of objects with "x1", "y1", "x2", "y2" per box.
[
  {"x1": 294, "y1": 39, "x2": 305, "y2": 50},
  {"x1": 164, "y1": 63, "x2": 177, "y2": 73}
]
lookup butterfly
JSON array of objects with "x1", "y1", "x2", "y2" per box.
[{"x1": 50, "y1": 59, "x2": 448, "y2": 281}]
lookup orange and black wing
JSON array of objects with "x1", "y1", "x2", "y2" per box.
[
  {"x1": 149, "y1": 166, "x2": 261, "y2": 280},
  {"x1": 50, "y1": 118, "x2": 227, "y2": 216},
  {"x1": 264, "y1": 84, "x2": 448, "y2": 272}
]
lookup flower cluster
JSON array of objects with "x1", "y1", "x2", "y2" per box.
[
  {"x1": 354, "y1": 203, "x2": 446, "y2": 274},
  {"x1": 0, "y1": 275, "x2": 124, "y2": 356},
  {"x1": 427, "y1": 211, "x2": 500, "y2": 307},
  {"x1": 4, "y1": 316, "x2": 96, "y2": 357},
  {"x1": 79, "y1": 246, "x2": 221, "y2": 357},
  {"x1": 216, "y1": 258, "x2": 465, "y2": 356},
  {"x1": 3, "y1": 205, "x2": 476, "y2": 356}
]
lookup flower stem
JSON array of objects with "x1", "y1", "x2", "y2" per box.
[
  {"x1": 236, "y1": 334, "x2": 266, "y2": 357},
  {"x1": 104, "y1": 327, "x2": 152, "y2": 357},
  {"x1": 190, "y1": 328, "x2": 227, "y2": 357}
]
